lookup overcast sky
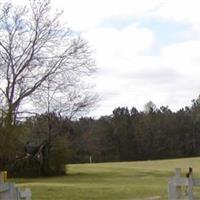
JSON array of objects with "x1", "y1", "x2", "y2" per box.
[{"x1": 49, "y1": 0, "x2": 200, "y2": 116}]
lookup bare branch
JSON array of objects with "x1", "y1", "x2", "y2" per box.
[{"x1": 0, "y1": 0, "x2": 96, "y2": 124}]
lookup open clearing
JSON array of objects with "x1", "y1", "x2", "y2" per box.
[{"x1": 14, "y1": 157, "x2": 200, "y2": 200}]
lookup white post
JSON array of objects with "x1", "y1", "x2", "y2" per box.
[
  {"x1": 20, "y1": 188, "x2": 32, "y2": 200},
  {"x1": 0, "y1": 171, "x2": 32, "y2": 200},
  {"x1": 186, "y1": 167, "x2": 193, "y2": 200},
  {"x1": 0, "y1": 183, "x2": 18, "y2": 200},
  {"x1": 175, "y1": 168, "x2": 181, "y2": 178},
  {"x1": 168, "y1": 168, "x2": 199, "y2": 200},
  {"x1": 188, "y1": 176, "x2": 193, "y2": 200},
  {"x1": 89, "y1": 155, "x2": 92, "y2": 164},
  {"x1": 168, "y1": 179, "x2": 177, "y2": 200},
  {"x1": 175, "y1": 168, "x2": 182, "y2": 199}
]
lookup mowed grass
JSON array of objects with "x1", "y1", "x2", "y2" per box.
[{"x1": 13, "y1": 157, "x2": 200, "y2": 200}]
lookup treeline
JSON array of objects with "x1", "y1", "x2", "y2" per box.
[
  {"x1": 22, "y1": 97, "x2": 200, "y2": 165},
  {"x1": 70, "y1": 98, "x2": 200, "y2": 163},
  {"x1": 2, "y1": 97, "x2": 200, "y2": 177}
]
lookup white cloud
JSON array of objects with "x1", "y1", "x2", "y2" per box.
[
  {"x1": 84, "y1": 24, "x2": 155, "y2": 65},
  {"x1": 153, "y1": 0, "x2": 200, "y2": 34},
  {"x1": 154, "y1": 0, "x2": 200, "y2": 23},
  {"x1": 11, "y1": 0, "x2": 200, "y2": 116},
  {"x1": 89, "y1": 35, "x2": 200, "y2": 116},
  {"x1": 161, "y1": 41, "x2": 200, "y2": 72},
  {"x1": 52, "y1": 0, "x2": 161, "y2": 30}
]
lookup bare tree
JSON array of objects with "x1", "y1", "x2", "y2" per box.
[
  {"x1": 0, "y1": 0, "x2": 95, "y2": 126},
  {"x1": 32, "y1": 75, "x2": 97, "y2": 120}
]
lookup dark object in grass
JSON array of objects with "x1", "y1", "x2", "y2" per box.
[{"x1": 186, "y1": 167, "x2": 193, "y2": 178}]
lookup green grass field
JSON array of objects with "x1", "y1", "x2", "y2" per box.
[{"x1": 14, "y1": 157, "x2": 200, "y2": 200}]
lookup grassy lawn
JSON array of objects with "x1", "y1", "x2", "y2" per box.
[{"x1": 13, "y1": 157, "x2": 200, "y2": 200}]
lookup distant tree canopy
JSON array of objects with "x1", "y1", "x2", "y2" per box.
[
  {"x1": 2, "y1": 95, "x2": 200, "y2": 177},
  {"x1": 69, "y1": 97, "x2": 200, "y2": 163}
]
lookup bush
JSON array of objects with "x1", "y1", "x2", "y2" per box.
[
  {"x1": 9, "y1": 157, "x2": 42, "y2": 177},
  {"x1": 0, "y1": 125, "x2": 26, "y2": 171},
  {"x1": 10, "y1": 135, "x2": 72, "y2": 177},
  {"x1": 48, "y1": 136, "x2": 71, "y2": 175}
]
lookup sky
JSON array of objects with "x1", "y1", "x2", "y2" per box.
[{"x1": 26, "y1": 0, "x2": 200, "y2": 116}]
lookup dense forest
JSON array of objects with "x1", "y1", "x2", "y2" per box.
[
  {"x1": 2, "y1": 96, "x2": 200, "y2": 177},
  {"x1": 69, "y1": 97, "x2": 200, "y2": 163},
  {"x1": 21, "y1": 96, "x2": 200, "y2": 165}
]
